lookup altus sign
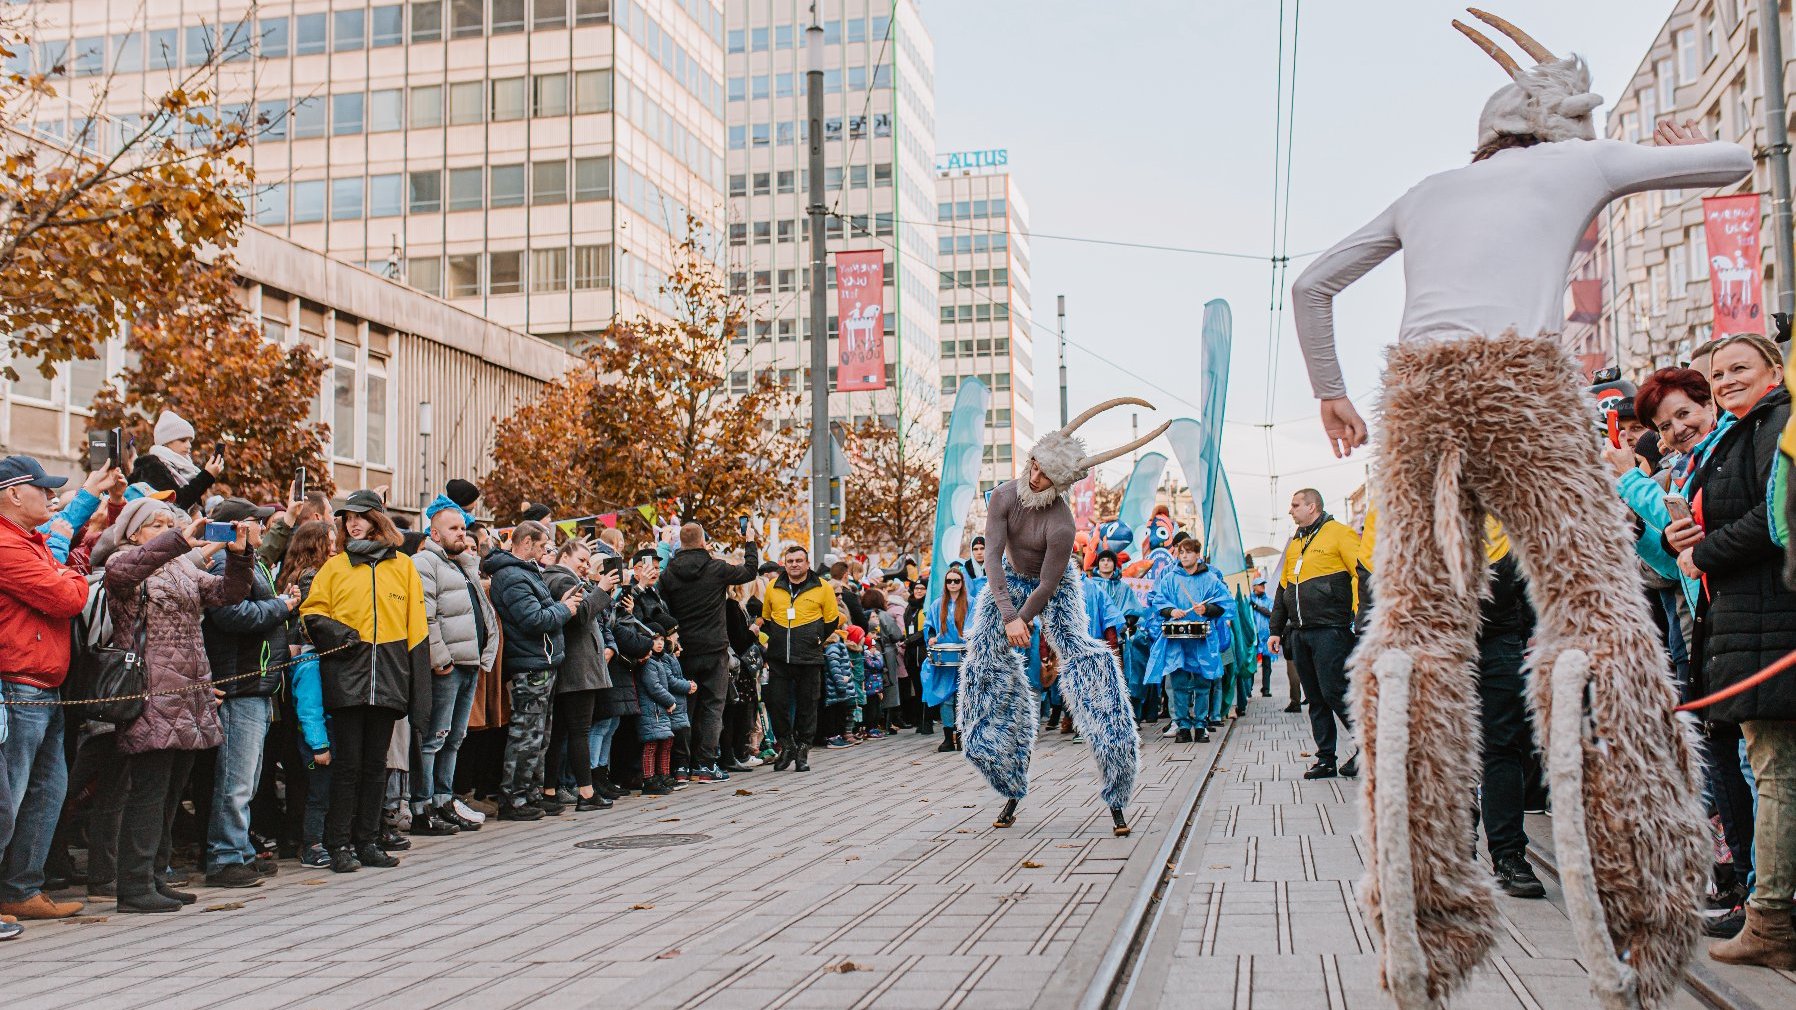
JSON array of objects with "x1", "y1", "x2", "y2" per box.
[{"x1": 935, "y1": 149, "x2": 1009, "y2": 172}]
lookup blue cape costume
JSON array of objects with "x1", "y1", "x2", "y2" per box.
[{"x1": 1144, "y1": 563, "x2": 1234, "y2": 685}]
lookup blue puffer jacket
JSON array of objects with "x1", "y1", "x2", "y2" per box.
[
  {"x1": 823, "y1": 639, "x2": 855, "y2": 706},
  {"x1": 636, "y1": 649, "x2": 692, "y2": 742},
  {"x1": 482, "y1": 549, "x2": 572, "y2": 673}
]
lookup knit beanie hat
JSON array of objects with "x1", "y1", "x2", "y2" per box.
[
  {"x1": 445, "y1": 478, "x2": 480, "y2": 509},
  {"x1": 423, "y1": 492, "x2": 473, "y2": 525},
  {"x1": 153, "y1": 410, "x2": 195, "y2": 446}
]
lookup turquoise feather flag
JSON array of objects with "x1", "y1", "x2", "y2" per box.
[{"x1": 927, "y1": 379, "x2": 992, "y2": 602}]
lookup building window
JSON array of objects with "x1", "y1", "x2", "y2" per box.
[
  {"x1": 332, "y1": 355, "x2": 358, "y2": 459},
  {"x1": 488, "y1": 164, "x2": 525, "y2": 207},
  {"x1": 450, "y1": 0, "x2": 485, "y2": 38},
  {"x1": 574, "y1": 244, "x2": 611, "y2": 289},
  {"x1": 491, "y1": 77, "x2": 527, "y2": 121},
  {"x1": 778, "y1": 170, "x2": 796, "y2": 193},
  {"x1": 728, "y1": 174, "x2": 747, "y2": 196},
  {"x1": 184, "y1": 24, "x2": 214, "y2": 66},
  {"x1": 489, "y1": 251, "x2": 523, "y2": 294},
  {"x1": 1675, "y1": 28, "x2": 1696, "y2": 82},
  {"x1": 449, "y1": 81, "x2": 484, "y2": 124},
  {"x1": 533, "y1": 0, "x2": 568, "y2": 30},
  {"x1": 533, "y1": 72, "x2": 568, "y2": 116},
  {"x1": 330, "y1": 177, "x2": 364, "y2": 220},
  {"x1": 292, "y1": 98, "x2": 326, "y2": 138},
  {"x1": 365, "y1": 359, "x2": 388, "y2": 466},
  {"x1": 412, "y1": 1, "x2": 444, "y2": 42},
  {"x1": 332, "y1": 92, "x2": 365, "y2": 135},
  {"x1": 334, "y1": 9, "x2": 366, "y2": 51},
  {"x1": 148, "y1": 28, "x2": 178, "y2": 71},
  {"x1": 296, "y1": 12, "x2": 328, "y2": 54},
  {"x1": 369, "y1": 89, "x2": 404, "y2": 132},
  {"x1": 491, "y1": 0, "x2": 527, "y2": 34},
  {"x1": 293, "y1": 179, "x2": 326, "y2": 222},
  {"x1": 411, "y1": 85, "x2": 443, "y2": 127},
  {"x1": 114, "y1": 31, "x2": 145, "y2": 71},
  {"x1": 531, "y1": 247, "x2": 568, "y2": 291},
  {"x1": 574, "y1": 156, "x2": 611, "y2": 200},
  {"x1": 575, "y1": 69, "x2": 612, "y2": 112},
  {"x1": 448, "y1": 166, "x2": 483, "y2": 210},
  {"x1": 369, "y1": 173, "x2": 403, "y2": 217},
  {"x1": 532, "y1": 160, "x2": 567, "y2": 204},
  {"x1": 408, "y1": 256, "x2": 443, "y2": 296},
  {"x1": 447, "y1": 254, "x2": 481, "y2": 296},
  {"x1": 373, "y1": 5, "x2": 406, "y2": 46},
  {"x1": 258, "y1": 99, "x2": 289, "y2": 140},
  {"x1": 574, "y1": 0, "x2": 610, "y2": 26},
  {"x1": 409, "y1": 170, "x2": 443, "y2": 212},
  {"x1": 255, "y1": 183, "x2": 286, "y2": 225}
]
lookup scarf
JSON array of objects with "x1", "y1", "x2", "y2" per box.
[
  {"x1": 346, "y1": 538, "x2": 395, "y2": 566},
  {"x1": 149, "y1": 443, "x2": 200, "y2": 485},
  {"x1": 1669, "y1": 412, "x2": 1737, "y2": 497}
]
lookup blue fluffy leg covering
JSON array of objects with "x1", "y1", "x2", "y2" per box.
[
  {"x1": 959, "y1": 567, "x2": 1041, "y2": 800},
  {"x1": 1039, "y1": 565, "x2": 1141, "y2": 810}
]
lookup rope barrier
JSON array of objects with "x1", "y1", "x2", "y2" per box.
[
  {"x1": 0, "y1": 642, "x2": 356, "y2": 708},
  {"x1": 1674, "y1": 647, "x2": 1796, "y2": 712}
]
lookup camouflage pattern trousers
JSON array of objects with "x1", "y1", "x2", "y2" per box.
[{"x1": 502, "y1": 668, "x2": 557, "y2": 801}]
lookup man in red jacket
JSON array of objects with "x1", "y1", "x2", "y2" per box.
[{"x1": 0, "y1": 455, "x2": 92, "y2": 926}]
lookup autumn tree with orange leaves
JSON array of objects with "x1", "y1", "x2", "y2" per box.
[
  {"x1": 839, "y1": 409, "x2": 939, "y2": 556},
  {"x1": 485, "y1": 222, "x2": 805, "y2": 530}
]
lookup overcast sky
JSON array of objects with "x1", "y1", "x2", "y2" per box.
[{"x1": 923, "y1": 0, "x2": 1668, "y2": 548}]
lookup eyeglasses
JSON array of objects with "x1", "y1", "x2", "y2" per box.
[{"x1": 944, "y1": 579, "x2": 962, "y2": 586}]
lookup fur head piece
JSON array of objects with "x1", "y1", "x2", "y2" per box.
[
  {"x1": 1023, "y1": 397, "x2": 1171, "y2": 509},
  {"x1": 1455, "y1": 9, "x2": 1601, "y2": 150}
]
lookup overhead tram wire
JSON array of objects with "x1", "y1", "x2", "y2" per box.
[
  {"x1": 827, "y1": 12, "x2": 896, "y2": 220},
  {"x1": 1261, "y1": 0, "x2": 1304, "y2": 538}
]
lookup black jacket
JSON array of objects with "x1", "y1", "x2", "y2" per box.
[
  {"x1": 656, "y1": 544, "x2": 759, "y2": 656},
  {"x1": 481, "y1": 550, "x2": 573, "y2": 673},
  {"x1": 1687, "y1": 387, "x2": 1796, "y2": 722},
  {"x1": 202, "y1": 554, "x2": 290, "y2": 697},
  {"x1": 543, "y1": 565, "x2": 615, "y2": 694},
  {"x1": 128, "y1": 454, "x2": 216, "y2": 513},
  {"x1": 598, "y1": 614, "x2": 654, "y2": 719}
]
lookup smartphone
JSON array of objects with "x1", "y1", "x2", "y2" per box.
[
  {"x1": 204, "y1": 521, "x2": 237, "y2": 543},
  {"x1": 86, "y1": 428, "x2": 121, "y2": 471},
  {"x1": 295, "y1": 466, "x2": 307, "y2": 502},
  {"x1": 1605, "y1": 409, "x2": 1621, "y2": 449},
  {"x1": 737, "y1": 515, "x2": 750, "y2": 538},
  {"x1": 1664, "y1": 496, "x2": 1693, "y2": 523},
  {"x1": 601, "y1": 555, "x2": 625, "y2": 578},
  {"x1": 212, "y1": 441, "x2": 226, "y2": 463}
]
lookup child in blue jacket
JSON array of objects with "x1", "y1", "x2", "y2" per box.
[{"x1": 635, "y1": 621, "x2": 693, "y2": 795}]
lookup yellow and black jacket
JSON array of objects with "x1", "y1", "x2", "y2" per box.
[
  {"x1": 301, "y1": 543, "x2": 430, "y2": 715},
  {"x1": 1269, "y1": 516, "x2": 1361, "y2": 635},
  {"x1": 1356, "y1": 510, "x2": 1533, "y2": 639},
  {"x1": 761, "y1": 570, "x2": 841, "y2": 665}
]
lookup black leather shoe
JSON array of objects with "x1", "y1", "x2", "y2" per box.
[
  {"x1": 329, "y1": 846, "x2": 361, "y2": 873},
  {"x1": 774, "y1": 744, "x2": 794, "y2": 771},
  {"x1": 575, "y1": 794, "x2": 613, "y2": 812},
  {"x1": 155, "y1": 881, "x2": 198, "y2": 905},
  {"x1": 117, "y1": 891, "x2": 183, "y2": 913},
  {"x1": 408, "y1": 811, "x2": 460, "y2": 836},
  {"x1": 1303, "y1": 761, "x2": 1337, "y2": 780},
  {"x1": 793, "y1": 747, "x2": 811, "y2": 772},
  {"x1": 1339, "y1": 748, "x2": 1360, "y2": 778},
  {"x1": 354, "y1": 842, "x2": 400, "y2": 868},
  {"x1": 1284, "y1": 702, "x2": 1302, "y2": 713},
  {"x1": 436, "y1": 803, "x2": 482, "y2": 832},
  {"x1": 499, "y1": 802, "x2": 544, "y2": 821},
  {"x1": 377, "y1": 827, "x2": 411, "y2": 851},
  {"x1": 1493, "y1": 852, "x2": 1545, "y2": 899}
]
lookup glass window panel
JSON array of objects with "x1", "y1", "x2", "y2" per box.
[
  {"x1": 727, "y1": 29, "x2": 744, "y2": 53},
  {"x1": 448, "y1": 167, "x2": 483, "y2": 210},
  {"x1": 148, "y1": 28, "x2": 178, "y2": 70},
  {"x1": 751, "y1": 26, "x2": 768, "y2": 50},
  {"x1": 489, "y1": 164, "x2": 525, "y2": 206},
  {"x1": 255, "y1": 183, "x2": 287, "y2": 225},
  {"x1": 295, "y1": 13, "x2": 328, "y2": 54},
  {"x1": 409, "y1": 169, "x2": 442, "y2": 212},
  {"x1": 184, "y1": 25, "x2": 213, "y2": 66},
  {"x1": 332, "y1": 92, "x2": 365, "y2": 135},
  {"x1": 408, "y1": 256, "x2": 443, "y2": 296},
  {"x1": 532, "y1": 72, "x2": 568, "y2": 116},
  {"x1": 491, "y1": 0, "x2": 526, "y2": 34},
  {"x1": 450, "y1": 0, "x2": 484, "y2": 37},
  {"x1": 292, "y1": 98, "x2": 326, "y2": 137},
  {"x1": 574, "y1": 0, "x2": 610, "y2": 25},
  {"x1": 372, "y1": 6, "x2": 405, "y2": 46},
  {"x1": 573, "y1": 155, "x2": 611, "y2": 200},
  {"x1": 531, "y1": 160, "x2": 567, "y2": 204},
  {"x1": 410, "y1": 84, "x2": 443, "y2": 127},
  {"x1": 113, "y1": 32, "x2": 144, "y2": 72},
  {"x1": 575, "y1": 69, "x2": 611, "y2": 112},
  {"x1": 330, "y1": 177, "x2": 364, "y2": 219},
  {"x1": 449, "y1": 80, "x2": 483, "y2": 123},
  {"x1": 293, "y1": 180, "x2": 326, "y2": 222},
  {"x1": 333, "y1": 364, "x2": 357, "y2": 457},
  {"x1": 531, "y1": 248, "x2": 568, "y2": 291},
  {"x1": 73, "y1": 36, "x2": 105, "y2": 76},
  {"x1": 369, "y1": 173, "x2": 403, "y2": 217},
  {"x1": 411, "y1": 1, "x2": 444, "y2": 41},
  {"x1": 488, "y1": 251, "x2": 523, "y2": 294},
  {"x1": 533, "y1": 0, "x2": 567, "y2": 29},
  {"x1": 775, "y1": 24, "x2": 793, "y2": 48},
  {"x1": 447, "y1": 254, "x2": 481, "y2": 296},
  {"x1": 369, "y1": 89, "x2": 404, "y2": 132},
  {"x1": 490, "y1": 77, "x2": 526, "y2": 120},
  {"x1": 334, "y1": 9, "x2": 366, "y2": 51},
  {"x1": 365, "y1": 372, "x2": 387, "y2": 465},
  {"x1": 573, "y1": 244, "x2": 611, "y2": 289}
]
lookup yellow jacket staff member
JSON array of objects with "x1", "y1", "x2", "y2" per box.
[
  {"x1": 1268, "y1": 490, "x2": 1361, "y2": 647},
  {"x1": 761, "y1": 545, "x2": 842, "y2": 666}
]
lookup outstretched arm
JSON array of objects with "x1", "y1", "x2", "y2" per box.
[
  {"x1": 1290, "y1": 203, "x2": 1402, "y2": 403},
  {"x1": 1590, "y1": 132, "x2": 1752, "y2": 198}
]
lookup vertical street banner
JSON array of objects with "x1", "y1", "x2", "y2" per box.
[
  {"x1": 1068, "y1": 473, "x2": 1098, "y2": 531},
  {"x1": 1702, "y1": 193, "x2": 1764, "y2": 339},
  {"x1": 835, "y1": 249, "x2": 887, "y2": 391},
  {"x1": 926, "y1": 378, "x2": 991, "y2": 602}
]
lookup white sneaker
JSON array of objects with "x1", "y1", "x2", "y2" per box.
[
  {"x1": 743, "y1": 755, "x2": 764, "y2": 767},
  {"x1": 452, "y1": 798, "x2": 487, "y2": 824},
  {"x1": 1161, "y1": 723, "x2": 1178, "y2": 738}
]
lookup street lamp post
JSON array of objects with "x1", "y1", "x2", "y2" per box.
[
  {"x1": 418, "y1": 401, "x2": 433, "y2": 513},
  {"x1": 1759, "y1": 0, "x2": 1795, "y2": 320},
  {"x1": 805, "y1": 13, "x2": 831, "y2": 560}
]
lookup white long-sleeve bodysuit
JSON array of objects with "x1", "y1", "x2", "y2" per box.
[{"x1": 1291, "y1": 138, "x2": 1753, "y2": 400}]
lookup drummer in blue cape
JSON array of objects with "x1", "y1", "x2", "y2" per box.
[
  {"x1": 920, "y1": 563, "x2": 972, "y2": 753},
  {"x1": 1145, "y1": 537, "x2": 1235, "y2": 743}
]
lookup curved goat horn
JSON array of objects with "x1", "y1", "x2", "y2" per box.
[
  {"x1": 1468, "y1": 8, "x2": 1555, "y2": 63},
  {"x1": 1453, "y1": 19, "x2": 1521, "y2": 78},
  {"x1": 1078, "y1": 419, "x2": 1173, "y2": 471},
  {"x1": 1063, "y1": 396, "x2": 1156, "y2": 436}
]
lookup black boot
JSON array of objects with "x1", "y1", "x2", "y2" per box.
[
  {"x1": 1493, "y1": 852, "x2": 1545, "y2": 899},
  {"x1": 793, "y1": 746, "x2": 811, "y2": 772},
  {"x1": 993, "y1": 798, "x2": 1018, "y2": 829},
  {"x1": 937, "y1": 727, "x2": 956, "y2": 753},
  {"x1": 355, "y1": 842, "x2": 400, "y2": 868},
  {"x1": 774, "y1": 742, "x2": 794, "y2": 771},
  {"x1": 1111, "y1": 806, "x2": 1131, "y2": 837},
  {"x1": 594, "y1": 769, "x2": 626, "y2": 800}
]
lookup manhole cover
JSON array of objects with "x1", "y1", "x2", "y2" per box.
[{"x1": 574, "y1": 833, "x2": 712, "y2": 850}]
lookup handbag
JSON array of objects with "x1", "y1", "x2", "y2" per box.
[{"x1": 70, "y1": 584, "x2": 149, "y2": 725}]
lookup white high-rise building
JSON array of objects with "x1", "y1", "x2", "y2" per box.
[
  {"x1": 935, "y1": 158, "x2": 1033, "y2": 492},
  {"x1": 722, "y1": 0, "x2": 938, "y2": 431},
  {"x1": 15, "y1": 0, "x2": 728, "y2": 351}
]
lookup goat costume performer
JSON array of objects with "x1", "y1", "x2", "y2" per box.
[
  {"x1": 1291, "y1": 10, "x2": 1753, "y2": 1010},
  {"x1": 960, "y1": 397, "x2": 1168, "y2": 836}
]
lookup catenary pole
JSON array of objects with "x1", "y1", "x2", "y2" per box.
[
  {"x1": 1057, "y1": 294, "x2": 1069, "y2": 428},
  {"x1": 806, "y1": 13, "x2": 831, "y2": 560},
  {"x1": 1760, "y1": 0, "x2": 1795, "y2": 320}
]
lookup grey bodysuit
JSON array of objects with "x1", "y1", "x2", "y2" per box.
[{"x1": 982, "y1": 479, "x2": 1076, "y2": 625}]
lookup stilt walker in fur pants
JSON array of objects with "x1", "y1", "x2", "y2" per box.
[
  {"x1": 959, "y1": 398, "x2": 1167, "y2": 836},
  {"x1": 1289, "y1": 10, "x2": 1753, "y2": 1009}
]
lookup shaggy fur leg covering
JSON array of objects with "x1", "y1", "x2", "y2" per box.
[
  {"x1": 959, "y1": 566, "x2": 1041, "y2": 800},
  {"x1": 1381, "y1": 334, "x2": 1706, "y2": 1009},
  {"x1": 1354, "y1": 387, "x2": 1496, "y2": 1005},
  {"x1": 1039, "y1": 563, "x2": 1141, "y2": 810}
]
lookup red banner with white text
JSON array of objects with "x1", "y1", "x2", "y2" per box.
[
  {"x1": 1702, "y1": 193, "x2": 1764, "y2": 339},
  {"x1": 834, "y1": 250, "x2": 887, "y2": 391}
]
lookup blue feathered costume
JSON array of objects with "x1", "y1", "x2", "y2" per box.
[{"x1": 957, "y1": 397, "x2": 1171, "y2": 832}]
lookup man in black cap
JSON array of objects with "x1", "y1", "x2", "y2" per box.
[
  {"x1": 1591, "y1": 376, "x2": 1649, "y2": 452},
  {"x1": 0, "y1": 456, "x2": 92, "y2": 926},
  {"x1": 201, "y1": 499, "x2": 301, "y2": 888},
  {"x1": 657, "y1": 523, "x2": 760, "y2": 782},
  {"x1": 966, "y1": 536, "x2": 987, "y2": 581}
]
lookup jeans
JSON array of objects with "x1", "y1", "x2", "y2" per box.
[
  {"x1": 324, "y1": 705, "x2": 400, "y2": 849},
  {"x1": 682, "y1": 651, "x2": 731, "y2": 767},
  {"x1": 116, "y1": 749, "x2": 195, "y2": 899},
  {"x1": 939, "y1": 693, "x2": 958, "y2": 729},
  {"x1": 764, "y1": 660, "x2": 822, "y2": 751},
  {"x1": 1742, "y1": 719, "x2": 1796, "y2": 914},
  {"x1": 0, "y1": 682, "x2": 67, "y2": 902},
  {"x1": 1288, "y1": 626, "x2": 1356, "y2": 764},
  {"x1": 207, "y1": 695, "x2": 272, "y2": 871},
  {"x1": 502, "y1": 669, "x2": 556, "y2": 801},
  {"x1": 411, "y1": 665, "x2": 477, "y2": 812},
  {"x1": 1259, "y1": 654, "x2": 1273, "y2": 694},
  {"x1": 296, "y1": 739, "x2": 331, "y2": 846},
  {"x1": 1475, "y1": 630, "x2": 1530, "y2": 862},
  {"x1": 1166, "y1": 670, "x2": 1214, "y2": 730},
  {"x1": 589, "y1": 716, "x2": 620, "y2": 769}
]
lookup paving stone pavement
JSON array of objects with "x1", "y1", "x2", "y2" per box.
[
  {"x1": 1131, "y1": 697, "x2": 1796, "y2": 1010},
  {"x1": 0, "y1": 713, "x2": 1231, "y2": 1010}
]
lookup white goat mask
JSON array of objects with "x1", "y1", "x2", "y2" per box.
[
  {"x1": 1455, "y1": 8, "x2": 1602, "y2": 151},
  {"x1": 1022, "y1": 397, "x2": 1171, "y2": 510}
]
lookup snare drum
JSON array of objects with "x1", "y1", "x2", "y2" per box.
[
  {"x1": 929, "y1": 643, "x2": 967, "y2": 669},
  {"x1": 1162, "y1": 621, "x2": 1209, "y2": 641}
]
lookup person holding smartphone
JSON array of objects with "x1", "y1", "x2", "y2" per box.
[{"x1": 128, "y1": 411, "x2": 223, "y2": 512}]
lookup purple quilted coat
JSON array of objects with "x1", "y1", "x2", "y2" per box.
[{"x1": 104, "y1": 530, "x2": 252, "y2": 754}]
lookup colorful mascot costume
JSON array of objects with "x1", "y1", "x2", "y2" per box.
[
  {"x1": 1291, "y1": 10, "x2": 1752, "y2": 1009},
  {"x1": 960, "y1": 397, "x2": 1168, "y2": 836}
]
